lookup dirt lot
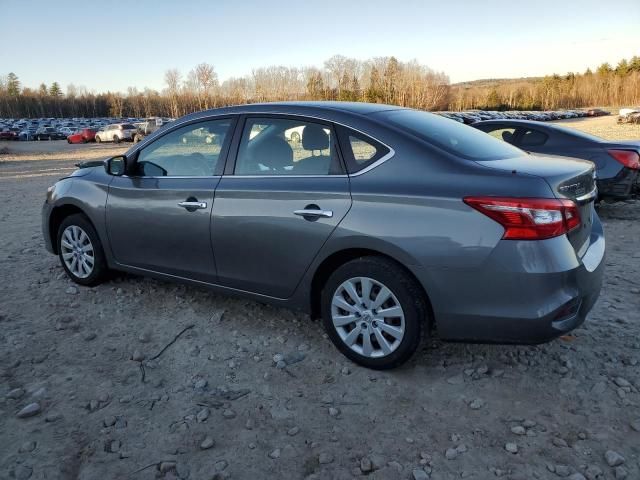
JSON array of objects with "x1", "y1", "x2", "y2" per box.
[{"x1": 0, "y1": 118, "x2": 639, "y2": 480}]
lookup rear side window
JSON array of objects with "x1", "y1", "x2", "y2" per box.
[
  {"x1": 336, "y1": 127, "x2": 390, "y2": 173},
  {"x1": 376, "y1": 109, "x2": 523, "y2": 161},
  {"x1": 479, "y1": 126, "x2": 518, "y2": 145},
  {"x1": 520, "y1": 128, "x2": 548, "y2": 147}
]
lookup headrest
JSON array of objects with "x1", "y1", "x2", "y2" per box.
[
  {"x1": 302, "y1": 125, "x2": 329, "y2": 151},
  {"x1": 502, "y1": 131, "x2": 513, "y2": 142},
  {"x1": 253, "y1": 136, "x2": 293, "y2": 171}
]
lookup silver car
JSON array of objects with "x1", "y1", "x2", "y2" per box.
[{"x1": 42, "y1": 102, "x2": 605, "y2": 369}]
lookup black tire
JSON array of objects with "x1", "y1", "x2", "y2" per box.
[
  {"x1": 320, "y1": 256, "x2": 427, "y2": 370},
  {"x1": 95, "y1": 135, "x2": 101, "y2": 143},
  {"x1": 113, "y1": 135, "x2": 121, "y2": 144},
  {"x1": 57, "y1": 213, "x2": 108, "y2": 287},
  {"x1": 36, "y1": 135, "x2": 41, "y2": 141},
  {"x1": 67, "y1": 139, "x2": 72, "y2": 144}
]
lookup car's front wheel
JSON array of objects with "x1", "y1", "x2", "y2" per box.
[
  {"x1": 113, "y1": 134, "x2": 121, "y2": 144},
  {"x1": 321, "y1": 256, "x2": 427, "y2": 369},
  {"x1": 95, "y1": 135, "x2": 101, "y2": 143},
  {"x1": 57, "y1": 214, "x2": 108, "y2": 286}
]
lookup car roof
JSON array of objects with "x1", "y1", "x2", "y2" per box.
[{"x1": 177, "y1": 101, "x2": 406, "y2": 123}]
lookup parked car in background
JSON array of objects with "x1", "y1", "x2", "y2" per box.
[
  {"x1": 133, "y1": 118, "x2": 166, "y2": 143},
  {"x1": 586, "y1": 108, "x2": 610, "y2": 117},
  {"x1": 42, "y1": 102, "x2": 604, "y2": 369},
  {"x1": 473, "y1": 119, "x2": 640, "y2": 200},
  {"x1": 35, "y1": 127, "x2": 66, "y2": 140},
  {"x1": 0, "y1": 128, "x2": 18, "y2": 140},
  {"x1": 95, "y1": 124, "x2": 137, "y2": 143},
  {"x1": 67, "y1": 128, "x2": 97, "y2": 144}
]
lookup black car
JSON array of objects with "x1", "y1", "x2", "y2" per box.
[
  {"x1": 473, "y1": 120, "x2": 640, "y2": 200},
  {"x1": 35, "y1": 127, "x2": 66, "y2": 141}
]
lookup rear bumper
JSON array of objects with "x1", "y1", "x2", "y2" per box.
[
  {"x1": 598, "y1": 167, "x2": 639, "y2": 200},
  {"x1": 415, "y1": 213, "x2": 605, "y2": 344}
]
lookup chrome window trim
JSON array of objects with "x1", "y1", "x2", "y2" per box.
[
  {"x1": 120, "y1": 175, "x2": 222, "y2": 180},
  {"x1": 576, "y1": 187, "x2": 598, "y2": 203},
  {"x1": 127, "y1": 110, "x2": 396, "y2": 177}
]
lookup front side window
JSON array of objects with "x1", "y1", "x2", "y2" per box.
[
  {"x1": 235, "y1": 117, "x2": 342, "y2": 175},
  {"x1": 135, "y1": 119, "x2": 231, "y2": 177}
]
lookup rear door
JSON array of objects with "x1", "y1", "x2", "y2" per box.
[
  {"x1": 212, "y1": 115, "x2": 352, "y2": 298},
  {"x1": 106, "y1": 117, "x2": 235, "y2": 282}
]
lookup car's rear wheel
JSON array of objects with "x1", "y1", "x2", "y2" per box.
[
  {"x1": 321, "y1": 256, "x2": 427, "y2": 369},
  {"x1": 67, "y1": 139, "x2": 72, "y2": 144},
  {"x1": 95, "y1": 135, "x2": 101, "y2": 143},
  {"x1": 57, "y1": 214, "x2": 108, "y2": 287},
  {"x1": 113, "y1": 134, "x2": 121, "y2": 144}
]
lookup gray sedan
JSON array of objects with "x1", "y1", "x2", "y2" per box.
[{"x1": 42, "y1": 102, "x2": 605, "y2": 369}]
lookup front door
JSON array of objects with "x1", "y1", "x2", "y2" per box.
[
  {"x1": 212, "y1": 116, "x2": 352, "y2": 298},
  {"x1": 106, "y1": 117, "x2": 235, "y2": 283}
]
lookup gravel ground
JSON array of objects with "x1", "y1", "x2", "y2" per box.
[{"x1": 1, "y1": 118, "x2": 639, "y2": 480}]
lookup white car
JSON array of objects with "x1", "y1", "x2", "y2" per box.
[{"x1": 95, "y1": 123, "x2": 137, "y2": 143}]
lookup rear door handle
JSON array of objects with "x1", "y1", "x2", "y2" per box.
[
  {"x1": 178, "y1": 201, "x2": 207, "y2": 210},
  {"x1": 293, "y1": 209, "x2": 333, "y2": 218}
]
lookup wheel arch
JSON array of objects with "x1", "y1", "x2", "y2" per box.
[
  {"x1": 48, "y1": 204, "x2": 93, "y2": 254},
  {"x1": 309, "y1": 248, "x2": 434, "y2": 329}
]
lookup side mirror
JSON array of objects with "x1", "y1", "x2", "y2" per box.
[{"x1": 105, "y1": 155, "x2": 126, "y2": 176}]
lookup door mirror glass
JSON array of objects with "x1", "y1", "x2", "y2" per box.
[{"x1": 105, "y1": 155, "x2": 126, "y2": 176}]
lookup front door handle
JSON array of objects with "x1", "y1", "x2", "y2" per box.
[
  {"x1": 293, "y1": 209, "x2": 333, "y2": 218},
  {"x1": 178, "y1": 201, "x2": 207, "y2": 210}
]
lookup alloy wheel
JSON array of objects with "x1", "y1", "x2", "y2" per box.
[
  {"x1": 331, "y1": 277, "x2": 405, "y2": 358},
  {"x1": 60, "y1": 225, "x2": 95, "y2": 279}
]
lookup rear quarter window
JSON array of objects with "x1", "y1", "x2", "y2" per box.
[
  {"x1": 377, "y1": 109, "x2": 523, "y2": 161},
  {"x1": 336, "y1": 126, "x2": 390, "y2": 173}
]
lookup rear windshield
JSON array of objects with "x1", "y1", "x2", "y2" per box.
[
  {"x1": 121, "y1": 124, "x2": 137, "y2": 129},
  {"x1": 376, "y1": 109, "x2": 523, "y2": 160}
]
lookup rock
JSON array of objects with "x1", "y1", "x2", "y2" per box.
[
  {"x1": 511, "y1": 426, "x2": 526, "y2": 435},
  {"x1": 630, "y1": 419, "x2": 640, "y2": 432},
  {"x1": 447, "y1": 375, "x2": 464, "y2": 385},
  {"x1": 318, "y1": 453, "x2": 333, "y2": 464},
  {"x1": 604, "y1": 450, "x2": 625, "y2": 467},
  {"x1": 222, "y1": 409, "x2": 236, "y2": 419},
  {"x1": 522, "y1": 419, "x2": 536, "y2": 428},
  {"x1": 17, "y1": 403, "x2": 41, "y2": 418},
  {"x1": 341, "y1": 366, "x2": 351, "y2": 376},
  {"x1": 175, "y1": 463, "x2": 190, "y2": 479},
  {"x1": 584, "y1": 465, "x2": 603, "y2": 479},
  {"x1": 19, "y1": 441, "x2": 37, "y2": 453},
  {"x1": 614, "y1": 466, "x2": 628, "y2": 479},
  {"x1": 283, "y1": 351, "x2": 305, "y2": 365},
  {"x1": 287, "y1": 426, "x2": 300, "y2": 436},
  {"x1": 83, "y1": 332, "x2": 97, "y2": 341},
  {"x1": 66, "y1": 286, "x2": 78, "y2": 295},
  {"x1": 268, "y1": 448, "x2": 281, "y2": 459},
  {"x1": 613, "y1": 377, "x2": 631, "y2": 388},
  {"x1": 568, "y1": 474, "x2": 587, "y2": 480},
  {"x1": 200, "y1": 436, "x2": 215, "y2": 450},
  {"x1": 131, "y1": 350, "x2": 145, "y2": 362},
  {"x1": 469, "y1": 399, "x2": 484, "y2": 410},
  {"x1": 553, "y1": 437, "x2": 568, "y2": 447},
  {"x1": 7, "y1": 388, "x2": 25, "y2": 400},
  {"x1": 138, "y1": 332, "x2": 151, "y2": 343},
  {"x1": 109, "y1": 440, "x2": 121, "y2": 453},
  {"x1": 103, "y1": 416, "x2": 117, "y2": 427},
  {"x1": 45, "y1": 413, "x2": 61, "y2": 422},
  {"x1": 445, "y1": 447, "x2": 458, "y2": 460},
  {"x1": 555, "y1": 465, "x2": 571, "y2": 477},
  {"x1": 505, "y1": 442, "x2": 518, "y2": 454},
  {"x1": 328, "y1": 407, "x2": 340, "y2": 417},
  {"x1": 412, "y1": 468, "x2": 429, "y2": 480},
  {"x1": 196, "y1": 408, "x2": 210, "y2": 422},
  {"x1": 214, "y1": 460, "x2": 228, "y2": 471},
  {"x1": 245, "y1": 418, "x2": 255, "y2": 430},
  {"x1": 273, "y1": 353, "x2": 284, "y2": 363},
  {"x1": 194, "y1": 379, "x2": 208, "y2": 390},
  {"x1": 360, "y1": 457, "x2": 373, "y2": 473},
  {"x1": 159, "y1": 461, "x2": 176, "y2": 473}
]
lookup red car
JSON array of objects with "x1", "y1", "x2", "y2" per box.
[
  {"x1": 67, "y1": 128, "x2": 97, "y2": 144},
  {"x1": 0, "y1": 129, "x2": 18, "y2": 140}
]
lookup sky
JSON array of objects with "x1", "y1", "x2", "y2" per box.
[{"x1": 1, "y1": 0, "x2": 639, "y2": 93}]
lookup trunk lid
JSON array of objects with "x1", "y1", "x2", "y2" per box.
[{"x1": 476, "y1": 155, "x2": 596, "y2": 256}]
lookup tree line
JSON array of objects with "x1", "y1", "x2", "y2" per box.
[{"x1": 1, "y1": 55, "x2": 638, "y2": 118}]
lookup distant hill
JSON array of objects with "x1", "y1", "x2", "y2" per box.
[{"x1": 453, "y1": 77, "x2": 544, "y2": 88}]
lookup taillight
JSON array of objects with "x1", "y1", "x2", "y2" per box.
[
  {"x1": 463, "y1": 197, "x2": 581, "y2": 240},
  {"x1": 608, "y1": 149, "x2": 640, "y2": 169}
]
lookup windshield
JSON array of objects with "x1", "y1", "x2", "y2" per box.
[{"x1": 376, "y1": 109, "x2": 524, "y2": 161}]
